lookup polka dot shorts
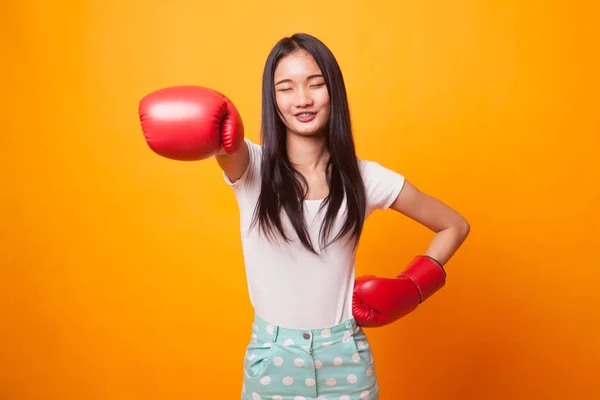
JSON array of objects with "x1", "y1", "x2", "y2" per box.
[{"x1": 241, "y1": 314, "x2": 379, "y2": 400}]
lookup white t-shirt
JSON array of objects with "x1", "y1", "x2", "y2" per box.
[{"x1": 224, "y1": 138, "x2": 405, "y2": 329}]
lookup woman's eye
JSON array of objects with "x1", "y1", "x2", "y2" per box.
[
  {"x1": 278, "y1": 88, "x2": 292, "y2": 92},
  {"x1": 311, "y1": 83, "x2": 325, "y2": 88}
]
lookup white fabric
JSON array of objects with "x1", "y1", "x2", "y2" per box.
[{"x1": 224, "y1": 138, "x2": 405, "y2": 329}]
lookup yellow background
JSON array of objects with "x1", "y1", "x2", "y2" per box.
[{"x1": 2, "y1": 1, "x2": 599, "y2": 399}]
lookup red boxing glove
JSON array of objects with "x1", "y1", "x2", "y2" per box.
[
  {"x1": 138, "y1": 85, "x2": 244, "y2": 161},
  {"x1": 352, "y1": 255, "x2": 446, "y2": 328}
]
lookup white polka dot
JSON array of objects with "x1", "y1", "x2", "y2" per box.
[
  {"x1": 264, "y1": 342, "x2": 272, "y2": 348},
  {"x1": 294, "y1": 358, "x2": 304, "y2": 367},
  {"x1": 252, "y1": 333, "x2": 258, "y2": 340},
  {"x1": 242, "y1": 383, "x2": 245, "y2": 393},
  {"x1": 370, "y1": 353, "x2": 374, "y2": 364},
  {"x1": 272, "y1": 396, "x2": 282, "y2": 400},
  {"x1": 361, "y1": 391, "x2": 370, "y2": 399},
  {"x1": 325, "y1": 377, "x2": 336, "y2": 386},
  {"x1": 274, "y1": 356, "x2": 283, "y2": 366},
  {"x1": 340, "y1": 396, "x2": 350, "y2": 400},
  {"x1": 333, "y1": 357, "x2": 343, "y2": 366},
  {"x1": 357, "y1": 341, "x2": 366, "y2": 349},
  {"x1": 366, "y1": 367, "x2": 373, "y2": 377},
  {"x1": 266, "y1": 325, "x2": 274, "y2": 334},
  {"x1": 252, "y1": 393, "x2": 260, "y2": 400},
  {"x1": 320, "y1": 328, "x2": 331, "y2": 338},
  {"x1": 283, "y1": 339, "x2": 294, "y2": 346},
  {"x1": 248, "y1": 353, "x2": 257, "y2": 360},
  {"x1": 305, "y1": 378, "x2": 315, "y2": 387},
  {"x1": 252, "y1": 323, "x2": 259, "y2": 330},
  {"x1": 260, "y1": 376, "x2": 271, "y2": 385},
  {"x1": 323, "y1": 341, "x2": 333, "y2": 347},
  {"x1": 294, "y1": 397, "x2": 305, "y2": 400},
  {"x1": 342, "y1": 331, "x2": 351, "y2": 343},
  {"x1": 314, "y1": 360, "x2": 323, "y2": 368},
  {"x1": 347, "y1": 374, "x2": 358, "y2": 384},
  {"x1": 352, "y1": 353, "x2": 360, "y2": 362},
  {"x1": 283, "y1": 376, "x2": 294, "y2": 385}
]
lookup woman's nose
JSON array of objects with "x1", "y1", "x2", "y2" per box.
[{"x1": 294, "y1": 87, "x2": 313, "y2": 107}]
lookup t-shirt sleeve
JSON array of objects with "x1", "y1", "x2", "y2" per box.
[
  {"x1": 223, "y1": 137, "x2": 262, "y2": 194},
  {"x1": 360, "y1": 159, "x2": 406, "y2": 213}
]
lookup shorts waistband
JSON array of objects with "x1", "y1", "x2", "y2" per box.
[{"x1": 250, "y1": 313, "x2": 361, "y2": 346}]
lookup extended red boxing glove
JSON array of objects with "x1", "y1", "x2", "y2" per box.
[
  {"x1": 352, "y1": 255, "x2": 447, "y2": 327},
  {"x1": 138, "y1": 85, "x2": 244, "y2": 161}
]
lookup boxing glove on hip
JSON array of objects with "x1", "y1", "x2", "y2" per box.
[
  {"x1": 352, "y1": 255, "x2": 446, "y2": 328},
  {"x1": 138, "y1": 85, "x2": 244, "y2": 161}
]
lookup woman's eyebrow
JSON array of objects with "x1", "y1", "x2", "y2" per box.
[{"x1": 275, "y1": 74, "x2": 324, "y2": 86}]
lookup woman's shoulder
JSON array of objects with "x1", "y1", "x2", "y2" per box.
[
  {"x1": 357, "y1": 157, "x2": 406, "y2": 210},
  {"x1": 356, "y1": 158, "x2": 392, "y2": 177},
  {"x1": 242, "y1": 137, "x2": 264, "y2": 164},
  {"x1": 244, "y1": 137, "x2": 262, "y2": 151}
]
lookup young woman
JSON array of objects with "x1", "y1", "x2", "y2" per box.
[{"x1": 139, "y1": 33, "x2": 470, "y2": 400}]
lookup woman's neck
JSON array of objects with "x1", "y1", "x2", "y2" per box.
[{"x1": 286, "y1": 133, "x2": 330, "y2": 172}]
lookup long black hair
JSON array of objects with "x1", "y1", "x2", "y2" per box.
[{"x1": 250, "y1": 33, "x2": 366, "y2": 254}]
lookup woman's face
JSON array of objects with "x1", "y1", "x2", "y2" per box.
[{"x1": 273, "y1": 50, "x2": 331, "y2": 137}]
